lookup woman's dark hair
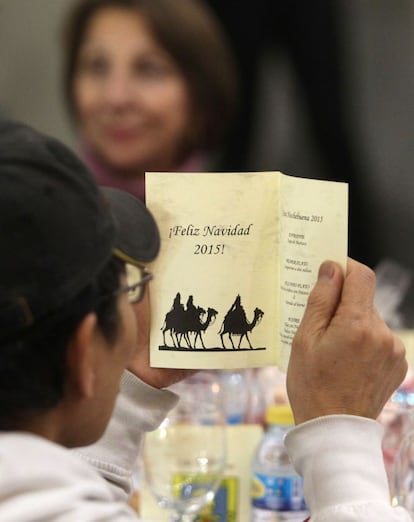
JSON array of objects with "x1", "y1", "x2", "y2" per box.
[
  {"x1": 62, "y1": 0, "x2": 238, "y2": 151},
  {"x1": 0, "y1": 256, "x2": 124, "y2": 429}
]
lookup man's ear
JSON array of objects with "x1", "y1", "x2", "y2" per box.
[{"x1": 65, "y1": 312, "x2": 99, "y2": 399}]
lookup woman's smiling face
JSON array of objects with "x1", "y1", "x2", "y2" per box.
[{"x1": 73, "y1": 7, "x2": 193, "y2": 173}]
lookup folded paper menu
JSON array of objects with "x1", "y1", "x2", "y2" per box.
[{"x1": 146, "y1": 171, "x2": 348, "y2": 371}]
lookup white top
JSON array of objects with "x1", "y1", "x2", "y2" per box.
[
  {"x1": 0, "y1": 373, "x2": 411, "y2": 521},
  {"x1": 0, "y1": 371, "x2": 177, "y2": 521},
  {"x1": 285, "y1": 415, "x2": 412, "y2": 521}
]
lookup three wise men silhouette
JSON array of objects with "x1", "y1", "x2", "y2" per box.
[
  {"x1": 161, "y1": 293, "x2": 218, "y2": 349},
  {"x1": 161, "y1": 292, "x2": 263, "y2": 350},
  {"x1": 219, "y1": 295, "x2": 264, "y2": 349}
]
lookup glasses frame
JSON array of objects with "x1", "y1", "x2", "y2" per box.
[{"x1": 117, "y1": 265, "x2": 153, "y2": 304}]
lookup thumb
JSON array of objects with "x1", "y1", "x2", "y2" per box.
[{"x1": 298, "y1": 261, "x2": 344, "y2": 337}]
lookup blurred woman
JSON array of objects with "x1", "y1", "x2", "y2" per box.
[{"x1": 62, "y1": 0, "x2": 237, "y2": 200}]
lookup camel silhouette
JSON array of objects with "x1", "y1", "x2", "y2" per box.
[
  {"x1": 184, "y1": 307, "x2": 218, "y2": 349},
  {"x1": 162, "y1": 305, "x2": 206, "y2": 348},
  {"x1": 219, "y1": 306, "x2": 264, "y2": 349}
]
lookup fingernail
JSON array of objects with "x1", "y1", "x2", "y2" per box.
[{"x1": 318, "y1": 261, "x2": 334, "y2": 280}]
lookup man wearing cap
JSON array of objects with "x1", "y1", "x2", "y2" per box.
[
  {"x1": 0, "y1": 119, "x2": 410, "y2": 521},
  {"x1": 0, "y1": 119, "x2": 191, "y2": 519}
]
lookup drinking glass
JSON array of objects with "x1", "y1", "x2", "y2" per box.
[
  {"x1": 392, "y1": 428, "x2": 414, "y2": 513},
  {"x1": 142, "y1": 373, "x2": 226, "y2": 522}
]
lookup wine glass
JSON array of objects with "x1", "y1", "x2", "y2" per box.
[{"x1": 142, "y1": 373, "x2": 226, "y2": 522}]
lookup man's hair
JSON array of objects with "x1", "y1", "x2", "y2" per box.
[{"x1": 0, "y1": 257, "x2": 124, "y2": 430}]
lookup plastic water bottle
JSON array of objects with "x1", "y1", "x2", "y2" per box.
[
  {"x1": 219, "y1": 369, "x2": 249, "y2": 424},
  {"x1": 251, "y1": 404, "x2": 308, "y2": 521},
  {"x1": 245, "y1": 369, "x2": 267, "y2": 426}
]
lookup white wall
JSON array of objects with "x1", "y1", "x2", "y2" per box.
[{"x1": 0, "y1": 0, "x2": 76, "y2": 148}]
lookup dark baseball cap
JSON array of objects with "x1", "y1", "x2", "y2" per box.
[{"x1": 0, "y1": 119, "x2": 160, "y2": 341}]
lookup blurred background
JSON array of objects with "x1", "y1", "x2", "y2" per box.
[
  {"x1": 1, "y1": 0, "x2": 414, "y2": 321},
  {"x1": 3, "y1": 2, "x2": 414, "y2": 511}
]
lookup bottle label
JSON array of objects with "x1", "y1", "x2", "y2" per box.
[
  {"x1": 173, "y1": 473, "x2": 239, "y2": 521},
  {"x1": 251, "y1": 472, "x2": 307, "y2": 511},
  {"x1": 196, "y1": 475, "x2": 238, "y2": 521}
]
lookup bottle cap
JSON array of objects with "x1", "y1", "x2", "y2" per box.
[{"x1": 266, "y1": 404, "x2": 294, "y2": 425}]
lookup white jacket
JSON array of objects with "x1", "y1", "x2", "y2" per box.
[
  {"x1": 0, "y1": 372, "x2": 411, "y2": 521},
  {"x1": 0, "y1": 371, "x2": 177, "y2": 521},
  {"x1": 285, "y1": 415, "x2": 412, "y2": 521}
]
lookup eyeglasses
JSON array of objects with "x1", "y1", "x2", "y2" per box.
[{"x1": 119, "y1": 264, "x2": 153, "y2": 304}]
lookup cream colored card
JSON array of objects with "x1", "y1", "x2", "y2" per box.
[{"x1": 146, "y1": 171, "x2": 347, "y2": 371}]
